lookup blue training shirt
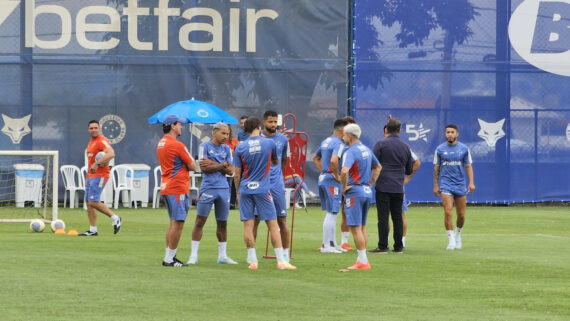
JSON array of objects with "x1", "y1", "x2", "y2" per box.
[
  {"x1": 261, "y1": 131, "x2": 289, "y2": 186},
  {"x1": 342, "y1": 142, "x2": 379, "y2": 198},
  {"x1": 433, "y1": 142, "x2": 472, "y2": 192},
  {"x1": 198, "y1": 141, "x2": 232, "y2": 190},
  {"x1": 315, "y1": 136, "x2": 345, "y2": 179},
  {"x1": 233, "y1": 136, "x2": 278, "y2": 195}
]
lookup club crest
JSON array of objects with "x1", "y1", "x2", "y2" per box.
[
  {"x1": 477, "y1": 118, "x2": 505, "y2": 147},
  {"x1": 1, "y1": 114, "x2": 32, "y2": 144}
]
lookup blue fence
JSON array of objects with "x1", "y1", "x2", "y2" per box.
[
  {"x1": 1, "y1": 0, "x2": 569, "y2": 203},
  {"x1": 353, "y1": 0, "x2": 570, "y2": 203}
]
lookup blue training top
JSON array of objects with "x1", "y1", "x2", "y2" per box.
[
  {"x1": 433, "y1": 141, "x2": 472, "y2": 193},
  {"x1": 315, "y1": 135, "x2": 345, "y2": 179},
  {"x1": 342, "y1": 142, "x2": 379, "y2": 198},
  {"x1": 198, "y1": 141, "x2": 232, "y2": 190},
  {"x1": 233, "y1": 136, "x2": 278, "y2": 195},
  {"x1": 261, "y1": 131, "x2": 289, "y2": 186}
]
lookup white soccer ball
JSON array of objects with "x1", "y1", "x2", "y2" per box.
[
  {"x1": 30, "y1": 219, "x2": 45, "y2": 233},
  {"x1": 95, "y1": 151, "x2": 108, "y2": 166},
  {"x1": 50, "y1": 219, "x2": 66, "y2": 232}
]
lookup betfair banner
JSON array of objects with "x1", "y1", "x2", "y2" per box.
[{"x1": 0, "y1": 0, "x2": 348, "y2": 201}]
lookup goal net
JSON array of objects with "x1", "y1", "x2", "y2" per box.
[{"x1": 0, "y1": 150, "x2": 59, "y2": 222}]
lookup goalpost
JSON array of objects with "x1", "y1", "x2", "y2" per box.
[{"x1": 0, "y1": 150, "x2": 59, "y2": 222}]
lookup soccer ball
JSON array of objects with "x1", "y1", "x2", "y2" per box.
[
  {"x1": 50, "y1": 219, "x2": 66, "y2": 232},
  {"x1": 95, "y1": 151, "x2": 108, "y2": 166},
  {"x1": 30, "y1": 219, "x2": 45, "y2": 232}
]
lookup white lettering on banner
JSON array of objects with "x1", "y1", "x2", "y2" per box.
[
  {"x1": 509, "y1": 0, "x2": 570, "y2": 76},
  {"x1": 2, "y1": 0, "x2": 279, "y2": 52},
  {"x1": 406, "y1": 123, "x2": 431, "y2": 142},
  {"x1": 76, "y1": 6, "x2": 120, "y2": 50}
]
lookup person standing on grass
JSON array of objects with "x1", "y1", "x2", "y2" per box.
[
  {"x1": 157, "y1": 115, "x2": 196, "y2": 267},
  {"x1": 378, "y1": 125, "x2": 421, "y2": 249},
  {"x1": 433, "y1": 124, "x2": 475, "y2": 250},
  {"x1": 233, "y1": 117, "x2": 296, "y2": 270},
  {"x1": 372, "y1": 118, "x2": 413, "y2": 254},
  {"x1": 313, "y1": 119, "x2": 348, "y2": 253},
  {"x1": 79, "y1": 120, "x2": 122, "y2": 237},
  {"x1": 340, "y1": 124, "x2": 381, "y2": 270},
  {"x1": 252, "y1": 110, "x2": 292, "y2": 262},
  {"x1": 225, "y1": 125, "x2": 239, "y2": 209},
  {"x1": 188, "y1": 122, "x2": 238, "y2": 265},
  {"x1": 337, "y1": 115, "x2": 358, "y2": 251}
]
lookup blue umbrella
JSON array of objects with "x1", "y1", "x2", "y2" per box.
[{"x1": 148, "y1": 98, "x2": 237, "y2": 124}]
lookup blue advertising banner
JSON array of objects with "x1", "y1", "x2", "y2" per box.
[
  {"x1": 0, "y1": 0, "x2": 349, "y2": 200},
  {"x1": 354, "y1": 0, "x2": 570, "y2": 203}
]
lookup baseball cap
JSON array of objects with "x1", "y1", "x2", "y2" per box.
[{"x1": 163, "y1": 114, "x2": 185, "y2": 125}]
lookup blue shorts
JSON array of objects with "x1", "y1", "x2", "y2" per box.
[
  {"x1": 196, "y1": 188, "x2": 230, "y2": 221},
  {"x1": 240, "y1": 193, "x2": 276, "y2": 221},
  {"x1": 253, "y1": 186, "x2": 287, "y2": 217},
  {"x1": 402, "y1": 193, "x2": 408, "y2": 212},
  {"x1": 85, "y1": 177, "x2": 108, "y2": 202},
  {"x1": 440, "y1": 188, "x2": 467, "y2": 198},
  {"x1": 318, "y1": 184, "x2": 341, "y2": 213},
  {"x1": 162, "y1": 194, "x2": 190, "y2": 221},
  {"x1": 271, "y1": 185, "x2": 287, "y2": 217},
  {"x1": 344, "y1": 196, "x2": 371, "y2": 226}
]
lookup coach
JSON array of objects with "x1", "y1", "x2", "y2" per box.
[{"x1": 372, "y1": 118, "x2": 413, "y2": 253}]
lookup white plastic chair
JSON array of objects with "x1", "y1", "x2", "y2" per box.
[
  {"x1": 285, "y1": 187, "x2": 306, "y2": 209},
  {"x1": 152, "y1": 166, "x2": 162, "y2": 208},
  {"x1": 189, "y1": 171, "x2": 201, "y2": 207},
  {"x1": 80, "y1": 166, "x2": 87, "y2": 209},
  {"x1": 60, "y1": 165, "x2": 85, "y2": 209},
  {"x1": 110, "y1": 165, "x2": 137, "y2": 209}
]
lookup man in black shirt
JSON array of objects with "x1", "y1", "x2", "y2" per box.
[{"x1": 371, "y1": 118, "x2": 413, "y2": 253}]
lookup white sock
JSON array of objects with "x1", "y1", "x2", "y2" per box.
[
  {"x1": 283, "y1": 248, "x2": 290, "y2": 262},
  {"x1": 110, "y1": 214, "x2": 119, "y2": 223},
  {"x1": 164, "y1": 247, "x2": 176, "y2": 263},
  {"x1": 357, "y1": 249, "x2": 368, "y2": 264},
  {"x1": 341, "y1": 232, "x2": 350, "y2": 244},
  {"x1": 455, "y1": 227, "x2": 462, "y2": 237},
  {"x1": 89, "y1": 226, "x2": 97, "y2": 233},
  {"x1": 324, "y1": 213, "x2": 338, "y2": 247},
  {"x1": 247, "y1": 248, "x2": 257, "y2": 263},
  {"x1": 331, "y1": 214, "x2": 339, "y2": 247},
  {"x1": 322, "y1": 214, "x2": 330, "y2": 248},
  {"x1": 447, "y1": 230, "x2": 455, "y2": 243},
  {"x1": 191, "y1": 240, "x2": 200, "y2": 259},
  {"x1": 218, "y1": 242, "x2": 227, "y2": 259},
  {"x1": 274, "y1": 247, "x2": 285, "y2": 263},
  {"x1": 402, "y1": 236, "x2": 406, "y2": 248}
]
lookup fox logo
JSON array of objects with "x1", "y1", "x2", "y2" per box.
[
  {"x1": 1, "y1": 114, "x2": 32, "y2": 144},
  {"x1": 477, "y1": 118, "x2": 505, "y2": 147}
]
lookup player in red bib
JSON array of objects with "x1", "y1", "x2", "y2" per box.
[{"x1": 79, "y1": 120, "x2": 122, "y2": 236}]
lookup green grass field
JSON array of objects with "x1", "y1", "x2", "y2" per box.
[{"x1": 1, "y1": 205, "x2": 569, "y2": 321}]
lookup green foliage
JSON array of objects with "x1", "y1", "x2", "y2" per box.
[{"x1": 1, "y1": 206, "x2": 569, "y2": 320}]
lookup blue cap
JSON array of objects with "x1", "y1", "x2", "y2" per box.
[{"x1": 163, "y1": 114, "x2": 185, "y2": 125}]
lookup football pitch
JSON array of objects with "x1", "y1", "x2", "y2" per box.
[{"x1": 1, "y1": 205, "x2": 569, "y2": 321}]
